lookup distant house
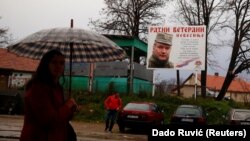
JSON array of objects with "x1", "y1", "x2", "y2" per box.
[
  {"x1": 0, "y1": 48, "x2": 39, "y2": 89},
  {"x1": 173, "y1": 72, "x2": 250, "y2": 102}
]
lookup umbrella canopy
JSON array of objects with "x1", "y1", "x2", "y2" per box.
[
  {"x1": 7, "y1": 27, "x2": 126, "y2": 62},
  {"x1": 7, "y1": 27, "x2": 127, "y2": 95}
]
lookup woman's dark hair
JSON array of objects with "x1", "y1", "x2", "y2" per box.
[{"x1": 26, "y1": 49, "x2": 65, "y2": 89}]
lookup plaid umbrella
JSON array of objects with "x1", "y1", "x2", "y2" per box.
[
  {"x1": 7, "y1": 27, "x2": 126, "y2": 62},
  {"x1": 7, "y1": 27, "x2": 127, "y2": 94}
]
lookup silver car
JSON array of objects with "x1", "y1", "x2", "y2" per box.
[{"x1": 224, "y1": 108, "x2": 250, "y2": 125}]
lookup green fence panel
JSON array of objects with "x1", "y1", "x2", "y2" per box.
[
  {"x1": 133, "y1": 78, "x2": 153, "y2": 95},
  {"x1": 62, "y1": 76, "x2": 89, "y2": 91},
  {"x1": 61, "y1": 76, "x2": 153, "y2": 95},
  {"x1": 94, "y1": 77, "x2": 128, "y2": 94}
]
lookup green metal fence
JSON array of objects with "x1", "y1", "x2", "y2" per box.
[{"x1": 62, "y1": 76, "x2": 153, "y2": 95}]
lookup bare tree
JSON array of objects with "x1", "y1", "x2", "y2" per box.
[
  {"x1": 169, "y1": 0, "x2": 227, "y2": 97},
  {"x1": 88, "y1": 0, "x2": 167, "y2": 41},
  {"x1": 0, "y1": 17, "x2": 11, "y2": 47},
  {"x1": 155, "y1": 80, "x2": 168, "y2": 95},
  {"x1": 216, "y1": 0, "x2": 250, "y2": 100},
  {"x1": 155, "y1": 78, "x2": 183, "y2": 94}
]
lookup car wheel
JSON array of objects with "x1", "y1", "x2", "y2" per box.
[
  {"x1": 8, "y1": 107, "x2": 13, "y2": 115},
  {"x1": 160, "y1": 120, "x2": 164, "y2": 125},
  {"x1": 118, "y1": 124, "x2": 125, "y2": 132}
]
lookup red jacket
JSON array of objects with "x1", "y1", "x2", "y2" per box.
[
  {"x1": 20, "y1": 83, "x2": 74, "y2": 141},
  {"x1": 104, "y1": 94, "x2": 122, "y2": 110}
]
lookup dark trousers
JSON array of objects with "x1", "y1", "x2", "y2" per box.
[{"x1": 105, "y1": 110, "x2": 117, "y2": 131}]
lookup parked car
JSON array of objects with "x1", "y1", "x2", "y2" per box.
[
  {"x1": 223, "y1": 108, "x2": 250, "y2": 125},
  {"x1": 170, "y1": 104, "x2": 207, "y2": 125},
  {"x1": 117, "y1": 102, "x2": 164, "y2": 132}
]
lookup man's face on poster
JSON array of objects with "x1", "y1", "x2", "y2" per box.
[{"x1": 152, "y1": 42, "x2": 172, "y2": 61}]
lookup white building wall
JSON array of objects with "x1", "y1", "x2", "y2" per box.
[{"x1": 9, "y1": 72, "x2": 32, "y2": 88}]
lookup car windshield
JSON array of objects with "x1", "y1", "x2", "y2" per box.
[
  {"x1": 233, "y1": 111, "x2": 250, "y2": 120},
  {"x1": 124, "y1": 103, "x2": 150, "y2": 111},
  {"x1": 175, "y1": 107, "x2": 201, "y2": 116}
]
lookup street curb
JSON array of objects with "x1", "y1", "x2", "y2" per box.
[
  {"x1": 0, "y1": 114, "x2": 24, "y2": 119},
  {"x1": 0, "y1": 136, "x2": 19, "y2": 139}
]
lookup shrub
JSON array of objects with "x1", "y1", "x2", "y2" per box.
[{"x1": 72, "y1": 91, "x2": 250, "y2": 124}]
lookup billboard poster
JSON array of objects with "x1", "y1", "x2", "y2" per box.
[{"x1": 147, "y1": 25, "x2": 206, "y2": 70}]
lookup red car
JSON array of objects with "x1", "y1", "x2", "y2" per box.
[{"x1": 117, "y1": 102, "x2": 164, "y2": 132}]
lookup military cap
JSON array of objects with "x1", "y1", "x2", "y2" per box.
[{"x1": 155, "y1": 33, "x2": 173, "y2": 45}]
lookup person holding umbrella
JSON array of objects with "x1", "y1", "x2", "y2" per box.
[{"x1": 20, "y1": 49, "x2": 78, "y2": 141}]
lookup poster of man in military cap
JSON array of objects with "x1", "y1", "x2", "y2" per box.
[
  {"x1": 148, "y1": 33, "x2": 174, "y2": 68},
  {"x1": 147, "y1": 25, "x2": 206, "y2": 70}
]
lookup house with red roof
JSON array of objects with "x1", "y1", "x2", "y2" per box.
[
  {"x1": 0, "y1": 48, "x2": 39, "y2": 89},
  {"x1": 173, "y1": 72, "x2": 250, "y2": 102}
]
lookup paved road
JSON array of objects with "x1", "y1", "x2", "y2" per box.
[{"x1": 0, "y1": 115, "x2": 147, "y2": 141}]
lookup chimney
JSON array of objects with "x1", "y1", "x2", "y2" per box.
[{"x1": 214, "y1": 72, "x2": 219, "y2": 76}]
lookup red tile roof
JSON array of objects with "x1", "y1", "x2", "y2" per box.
[
  {"x1": 0, "y1": 48, "x2": 39, "y2": 72},
  {"x1": 198, "y1": 74, "x2": 250, "y2": 93}
]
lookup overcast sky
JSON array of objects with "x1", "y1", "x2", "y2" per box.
[
  {"x1": 0, "y1": 0, "x2": 248, "y2": 82},
  {"x1": 0, "y1": 0, "x2": 105, "y2": 40}
]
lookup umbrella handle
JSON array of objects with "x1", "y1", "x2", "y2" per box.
[{"x1": 68, "y1": 42, "x2": 73, "y2": 98}]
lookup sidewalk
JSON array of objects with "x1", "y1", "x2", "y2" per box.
[{"x1": 0, "y1": 115, "x2": 147, "y2": 141}]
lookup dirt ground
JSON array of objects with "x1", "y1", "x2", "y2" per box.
[{"x1": 0, "y1": 115, "x2": 148, "y2": 141}]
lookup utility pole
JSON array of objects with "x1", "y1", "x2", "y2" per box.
[{"x1": 129, "y1": 46, "x2": 134, "y2": 95}]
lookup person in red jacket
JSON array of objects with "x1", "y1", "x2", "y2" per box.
[
  {"x1": 104, "y1": 92, "x2": 122, "y2": 132},
  {"x1": 20, "y1": 49, "x2": 78, "y2": 141}
]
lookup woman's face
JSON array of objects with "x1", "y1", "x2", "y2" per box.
[{"x1": 49, "y1": 54, "x2": 65, "y2": 80}]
